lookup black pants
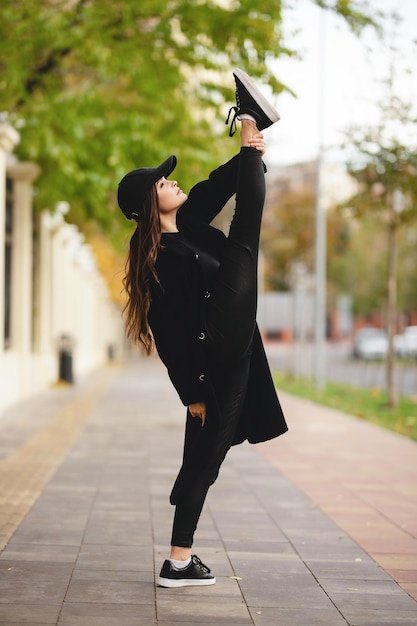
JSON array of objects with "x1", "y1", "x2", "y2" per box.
[{"x1": 171, "y1": 147, "x2": 265, "y2": 548}]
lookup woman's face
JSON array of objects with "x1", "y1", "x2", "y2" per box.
[{"x1": 155, "y1": 177, "x2": 187, "y2": 215}]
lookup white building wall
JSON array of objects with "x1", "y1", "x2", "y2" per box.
[
  {"x1": 0, "y1": 125, "x2": 125, "y2": 413},
  {"x1": 0, "y1": 124, "x2": 20, "y2": 354}
]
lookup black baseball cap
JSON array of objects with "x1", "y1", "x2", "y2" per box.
[{"x1": 117, "y1": 155, "x2": 177, "y2": 220}]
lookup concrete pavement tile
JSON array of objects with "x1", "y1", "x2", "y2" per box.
[
  {"x1": 39, "y1": 467, "x2": 103, "y2": 489},
  {"x1": 9, "y1": 520, "x2": 87, "y2": 546},
  {"x1": 217, "y1": 526, "x2": 286, "y2": 543},
  {"x1": 0, "y1": 603, "x2": 60, "y2": 623},
  {"x1": 224, "y1": 554, "x2": 330, "y2": 608},
  {"x1": 96, "y1": 481, "x2": 147, "y2": 495},
  {"x1": 65, "y1": 578, "x2": 154, "y2": 604},
  {"x1": 267, "y1": 504, "x2": 339, "y2": 528},
  {"x1": 238, "y1": 573, "x2": 336, "y2": 609},
  {"x1": 83, "y1": 521, "x2": 152, "y2": 546},
  {"x1": 20, "y1": 506, "x2": 91, "y2": 526},
  {"x1": 157, "y1": 623, "x2": 251, "y2": 626},
  {"x1": 249, "y1": 606, "x2": 348, "y2": 625},
  {"x1": 228, "y1": 551, "x2": 307, "y2": 575},
  {"x1": 210, "y1": 507, "x2": 274, "y2": 522},
  {"x1": 0, "y1": 543, "x2": 79, "y2": 563},
  {"x1": 86, "y1": 508, "x2": 151, "y2": 524},
  {"x1": 0, "y1": 560, "x2": 73, "y2": 578},
  {"x1": 58, "y1": 601, "x2": 155, "y2": 625},
  {"x1": 323, "y1": 578, "x2": 417, "y2": 611},
  {"x1": 0, "y1": 563, "x2": 69, "y2": 604},
  {"x1": 156, "y1": 588, "x2": 252, "y2": 624},
  {"x1": 76, "y1": 544, "x2": 153, "y2": 572},
  {"x1": 223, "y1": 540, "x2": 292, "y2": 553},
  {"x1": 82, "y1": 530, "x2": 153, "y2": 547},
  {"x1": 31, "y1": 488, "x2": 97, "y2": 510},
  {"x1": 294, "y1": 540, "x2": 369, "y2": 561},
  {"x1": 337, "y1": 608, "x2": 417, "y2": 625},
  {"x1": 93, "y1": 497, "x2": 146, "y2": 511},
  {"x1": 71, "y1": 568, "x2": 154, "y2": 583},
  {"x1": 309, "y1": 559, "x2": 393, "y2": 581},
  {"x1": 281, "y1": 526, "x2": 356, "y2": 547}
]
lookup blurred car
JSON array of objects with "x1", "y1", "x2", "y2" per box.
[
  {"x1": 352, "y1": 328, "x2": 388, "y2": 360},
  {"x1": 394, "y1": 326, "x2": 417, "y2": 358}
]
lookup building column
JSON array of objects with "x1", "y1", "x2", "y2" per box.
[
  {"x1": 0, "y1": 123, "x2": 20, "y2": 353},
  {"x1": 34, "y1": 210, "x2": 54, "y2": 354},
  {"x1": 7, "y1": 162, "x2": 40, "y2": 391}
]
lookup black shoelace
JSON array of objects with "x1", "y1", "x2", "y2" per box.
[
  {"x1": 225, "y1": 87, "x2": 241, "y2": 137},
  {"x1": 191, "y1": 554, "x2": 211, "y2": 574},
  {"x1": 225, "y1": 106, "x2": 239, "y2": 137}
]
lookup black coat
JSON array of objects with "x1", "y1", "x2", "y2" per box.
[{"x1": 148, "y1": 154, "x2": 288, "y2": 501}]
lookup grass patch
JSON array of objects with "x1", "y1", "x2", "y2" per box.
[{"x1": 272, "y1": 371, "x2": 417, "y2": 442}]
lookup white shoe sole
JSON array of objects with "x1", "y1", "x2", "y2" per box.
[
  {"x1": 157, "y1": 576, "x2": 216, "y2": 588},
  {"x1": 233, "y1": 68, "x2": 281, "y2": 123}
]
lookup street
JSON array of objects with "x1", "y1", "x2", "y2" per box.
[{"x1": 265, "y1": 341, "x2": 417, "y2": 397}]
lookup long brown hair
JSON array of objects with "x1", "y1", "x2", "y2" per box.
[{"x1": 122, "y1": 185, "x2": 161, "y2": 354}]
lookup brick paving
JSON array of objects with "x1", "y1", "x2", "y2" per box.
[{"x1": 0, "y1": 355, "x2": 416, "y2": 625}]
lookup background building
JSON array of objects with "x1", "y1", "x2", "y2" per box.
[{"x1": 0, "y1": 123, "x2": 125, "y2": 413}]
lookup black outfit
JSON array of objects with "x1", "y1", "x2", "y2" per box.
[{"x1": 149, "y1": 148, "x2": 287, "y2": 548}]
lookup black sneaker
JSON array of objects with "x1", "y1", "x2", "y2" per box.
[
  {"x1": 226, "y1": 68, "x2": 281, "y2": 136},
  {"x1": 157, "y1": 554, "x2": 216, "y2": 588}
]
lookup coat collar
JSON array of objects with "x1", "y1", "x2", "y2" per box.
[{"x1": 160, "y1": 231, "x2": 194, "y2": 258}]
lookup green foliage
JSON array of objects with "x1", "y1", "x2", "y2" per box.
[
  {"x1": 398, "y1": 227, "x2": 417, "y2": 312},
  {"x1": 1, "y1": 0, "x2": 376, "y2": 251},
  {"x1": 262, "y1": 175, "x2": 351, "y2": 296},
  {"x1": 327, "y1": 209, "x2": 385, "y2": 314},
  {"x1": 344, "y1": 90, "x2": 417, "y2": 224},
  {"x1": 345, "y1": 138, "x2": 417, "y2": 225},
  {"x1": 262, "y1": 185, "x2": 315, "y2": 291},
  {"x1": 315, "y1": 0, "x2": 380, "y2": 34},
  {"x1": 339, "y1": 91, "x2": 417, "y2": 318}
]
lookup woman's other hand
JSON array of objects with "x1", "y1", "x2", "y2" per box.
[
  {"x1": 188, "y1": 401, "x2": 207, "y2": 426},
  {"x1": 248, "y1": 132, "x2": 265, "y2": 155}
]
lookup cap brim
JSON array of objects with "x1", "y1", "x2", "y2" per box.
[{"x1": 152, "y1": 155, "x2": 177, "y2": 183}]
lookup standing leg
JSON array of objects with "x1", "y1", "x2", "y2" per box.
[{"x1": 170, "y1": 356, "x2": 250, "y2": 549}]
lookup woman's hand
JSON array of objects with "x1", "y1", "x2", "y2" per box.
[
  {"x1": 248, "y1": 132, "x2": 265, "y2": 156},
  {"x1": 188, "y1": 401, "x2": 207, "y2": 426}
]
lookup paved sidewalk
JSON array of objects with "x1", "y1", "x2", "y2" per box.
[{"x1": 0, "y1": 356, "x2": 416, "y2": 625}]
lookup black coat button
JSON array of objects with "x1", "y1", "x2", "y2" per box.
[
  {"x1": 204, "y1": 291, "x2": 211, "y2": 298},
  {"x1": 198, "y1": 332, "x2": 205, "y2": 340},
  {"x1": 199, "y1": 374, "x2": 205, "y2": 381}
]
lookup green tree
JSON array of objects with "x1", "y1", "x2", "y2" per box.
[
  {"x1": 328, "y1": 214, "x2": 388, "y2": 316},
  {"x1": 262, "y1": 186, "x2": 316, "y2": 291},
  {"x1": 342, "y1": 94, "x2": 417, "y2": 406},
  {"x1": 1, "y1": 0, "x2": 375, "y2": 246},
  {"x1": 263, "y1": 172, "x2": 351, "y2": 305}
]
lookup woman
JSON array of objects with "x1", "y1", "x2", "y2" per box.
[{"x1": 118, "y1": 69, "x2": 288, "y2": 588}]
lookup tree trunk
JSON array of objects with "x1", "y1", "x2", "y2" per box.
[{"x1": 386, "y1": 211, "x2": 397, "y2": 407}]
